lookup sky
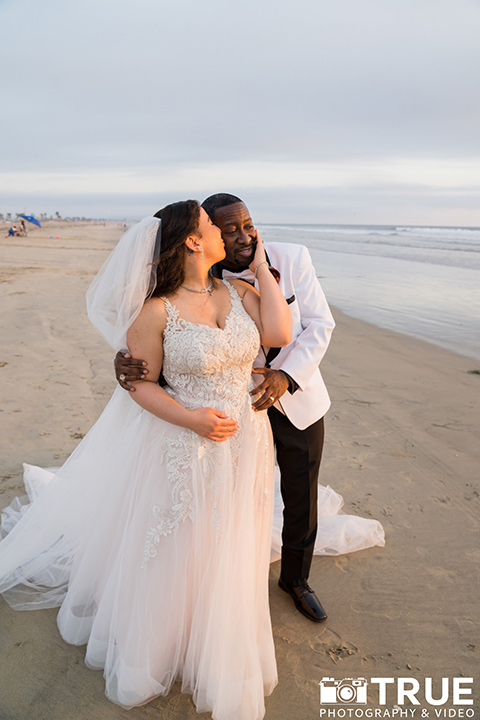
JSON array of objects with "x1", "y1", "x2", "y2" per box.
[{"x1": 1, "y1": 0, "x2": 479, "y2": 225}]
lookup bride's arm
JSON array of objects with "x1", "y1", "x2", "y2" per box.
[
  {"x1": 126, "y1": 299, "x2": 238, "y2": 442},
  {"x1": 231, "y1": 233, "x2": 292, "y2": 347}
]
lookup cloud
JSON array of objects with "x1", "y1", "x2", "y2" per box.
[
  {"x1": 1, "y1": 158, "x2": 479, "y2": 195},
  {"x1": 1, "y1": 0, "x2": 479, "y2": 222}
]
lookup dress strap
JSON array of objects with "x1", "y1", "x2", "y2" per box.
[
  {"x1": 160, "y1": 296, "x2": 179, "y2": 327},
  {"x1": 221, "y1": 279, "x2": 244, "y2": 308}
]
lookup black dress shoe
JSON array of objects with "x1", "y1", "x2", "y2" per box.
[{"x1": 278, "y1": 578, "x2": 327, "y2": 623}]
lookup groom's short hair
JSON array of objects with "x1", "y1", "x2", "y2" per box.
[{"x1": 201, "y1": 193, "x2": 243, "y2": 222}]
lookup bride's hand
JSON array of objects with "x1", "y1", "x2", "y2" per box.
[
  {"x1": 248, "y1": 230, "x2": 267, "y2": 274},
  {"x1": 187, "y1": 407, "x2": 238, "y2": 442}
]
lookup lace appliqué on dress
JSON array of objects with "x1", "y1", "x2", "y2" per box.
[
  {"x1": 198, "y1": 441, "x2": 223, "y2": 535},
  {"x1": 141, "y1": 430, "x2": 195, "y2": 569},
  {"x1": 252, "y1": 411, "x2": 272, "y2": 515}
]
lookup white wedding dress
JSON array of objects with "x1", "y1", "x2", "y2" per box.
[
  {"x1": 0, "y1": 277, "x2": 384, "y2": 720},
  {"x1": 0, "y1": 282, "x2": 278, "y2": 720}
]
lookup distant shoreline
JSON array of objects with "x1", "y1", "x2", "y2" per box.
[
  {"x1": 259, "y1": 223, "x2": 480, "y2": 363},
  {"x1": 3, "y1": 219, "x2": 479, "y2": 362}
]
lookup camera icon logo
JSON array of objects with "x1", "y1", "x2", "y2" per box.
[{"x1": 319, "y1": 677, "x2": 368, "y2": 705}]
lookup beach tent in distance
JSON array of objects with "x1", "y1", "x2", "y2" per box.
[{"x1": 20, "y1": 215, "x2": 41, "y2": 228}]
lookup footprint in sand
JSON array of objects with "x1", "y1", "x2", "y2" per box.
[
  {"x1": 425, "y1": 566, "x2": 458, "y2": 588},
  {"x1": 307, "y1": 628, "x2": 359, "y2": 664}
]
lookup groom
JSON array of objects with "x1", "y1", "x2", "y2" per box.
[{"x1": 115, "y1": 194, "x2": 335, "y2": 623}]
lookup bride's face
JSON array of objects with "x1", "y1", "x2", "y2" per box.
[{"x1": 196, "y1": 208, "x2": 226, "y2": 263}]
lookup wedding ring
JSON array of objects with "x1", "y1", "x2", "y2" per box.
[{"x1": 119, "y1": 374, "x2": 126, "y2": 382}]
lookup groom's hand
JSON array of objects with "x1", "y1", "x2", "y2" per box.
[
  {"x1": 250, "y1": 368, "x2": 289, "y2": 411},
  {"x1": 115, "y1": 350, "x2": 148, "y2": 391}
]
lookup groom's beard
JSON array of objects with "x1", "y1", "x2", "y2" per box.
[
  {"x1": 229, "y1": 238, "x2": 257, "y2": 269},
  {"x1": 222, "y1": 262, "x2": 251, "y2": 272},
  {"x1": 212, "y1": 249, "x2": 272, "y2": 284}
]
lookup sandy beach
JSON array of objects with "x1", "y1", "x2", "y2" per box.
[{"x1": 1, "y1": 222, "x2": 479, "y2": 718}]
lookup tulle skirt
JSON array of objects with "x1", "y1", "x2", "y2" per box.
[
  {"x1": 271, "y1": 479, "x2": 385, "y2": 561},
  {"x1": 0, "y1": 389, "x2": 384, "y2": 719},
  {"x1": 0, "y1": 388, "x2": 277, "y2": 720}
]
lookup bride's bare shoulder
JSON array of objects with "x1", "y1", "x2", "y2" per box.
[
  {"x1": 228, "y1": 278, "x2": 259, "y2": 298},
  {"x1": 144, "y1": 296, "x2": 169, "y2": 311},
  {"x1": 131, "y1": 297, "x2": 168, "y2": 332}
]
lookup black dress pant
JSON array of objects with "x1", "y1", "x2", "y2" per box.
[{"x1": 267, "y1": 407, "x2": 325, "y2": 583}]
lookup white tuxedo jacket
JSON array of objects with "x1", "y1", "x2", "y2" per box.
[{"x1": 224, "y1": 242, "x2": 335, "y2": 430}]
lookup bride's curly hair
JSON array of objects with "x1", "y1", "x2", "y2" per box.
[{"x1": 150, "y1": 199, "x2": 201, "y2": 297}]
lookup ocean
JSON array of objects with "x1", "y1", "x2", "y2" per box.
[{"x1": 257, "y1": 223, "x2": 480, "y2": 362}]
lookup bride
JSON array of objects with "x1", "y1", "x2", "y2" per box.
[{"x1": 0, "y1": 200, "x2": 292, "y2": 720}]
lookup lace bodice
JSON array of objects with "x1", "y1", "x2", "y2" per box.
[{"x1": 161, "y1": 281, "x2": 260, "y2": 419}]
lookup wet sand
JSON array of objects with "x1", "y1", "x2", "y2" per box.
[{"x1": 1, "y1": 222, "x2": 479, "y2": 717}]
